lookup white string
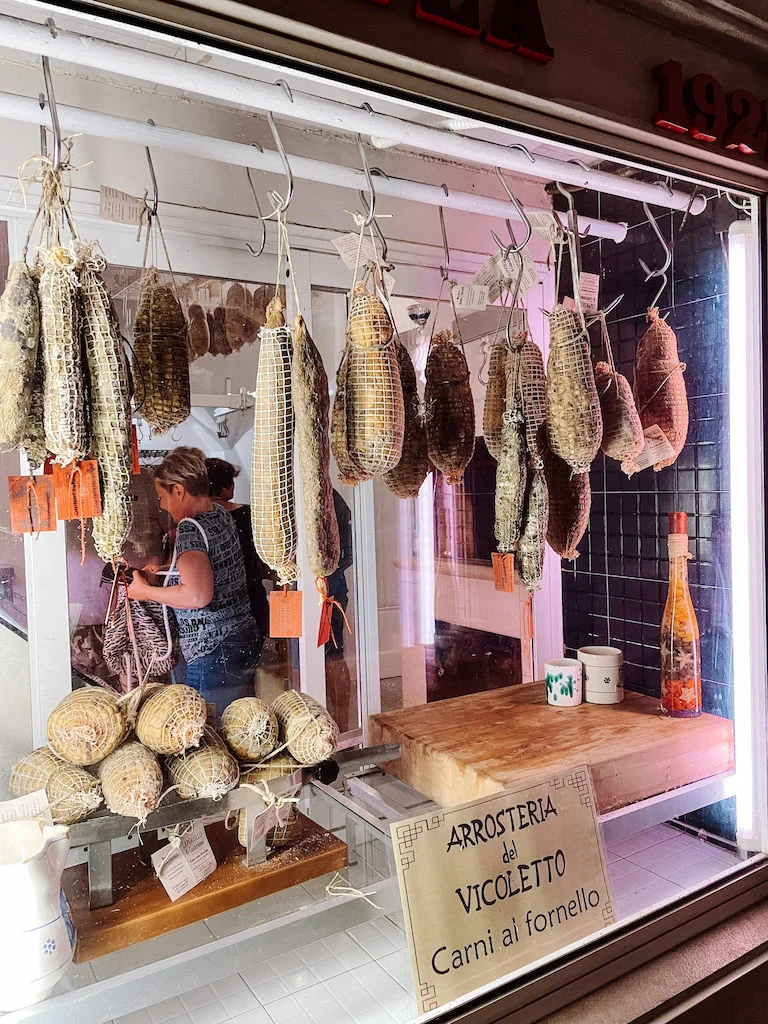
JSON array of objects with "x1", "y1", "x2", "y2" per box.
[{"x1": 325, "y1": 872, "x2": 382, "y2": 910}]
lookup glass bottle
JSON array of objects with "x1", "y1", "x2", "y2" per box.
[{"x1": 660, "y1": 511, "x2": 702, "y2": 717}]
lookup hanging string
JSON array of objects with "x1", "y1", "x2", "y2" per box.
[
  {"x1": 315, "y1": 576, "x2": 353, "y2": 649},
  {"x1": 325, "y1": 872, "x2": 382, "y2": 910}
]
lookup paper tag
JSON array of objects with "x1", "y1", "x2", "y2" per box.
[
  {"x1": 151, "y1": 823, "x2": 216, "y2": 902},
  {"x1": 317, "y1": 598, "x2": 333, "y2": 647},
  {"x1": 0, "y1": 790, "x2": 53, "y2": 824},
  {"x1": 250, "y1": 804, "x2": 279, "y2": 848},
  {"x1": 497, "y1": 247, "x2": 539, "y2": 297},
  {"x1": 270, "y1": 589, "x2": 303, "y2": 638},
  {"x1": 100, "y1": 186, "x2": 145, "y2": 226},
  {"x1": 332, "y1": 233, "x2": 378, "y2": 271},
  {"x1": 492, "y1": 552, "x2": 515, "y2": 593},
  {"x1": 131, "y1": 426, "x2": 141, "y2": 475},
  {"x1": 631, "y1": 425, "x2": 676, "y2": 472},
  {"x1": 472, "y1": 255, "x2": 504, "y2": 303},
  {"x1": 9, "y1": 476, "x2": 57, "y2": 534},
  {"x1": 528, "y1": 209, "x2": 565, "y2": 245},
  {"x1": 53, "y1": 461, "x2": 102, "y2": 520},
  {"x1": 563, "y1": 296, "x2": 577, "y2": 311},
  {"x1": 375, "y1": 270, "x2": 396, "y2": 303},
  {"x1": 451, "y1": 283, "x2": 490, "y2": 311},
  {"x1": 579, "y1": 273, "x2": 600, "y2": 314}
]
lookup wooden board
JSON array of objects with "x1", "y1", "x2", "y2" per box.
[
  {"x1": 369, "y1": 683, "x2": 734, "y2": 814},
  {"x1": 64, "y1": 814, "x2": 347, "y2": 963}
]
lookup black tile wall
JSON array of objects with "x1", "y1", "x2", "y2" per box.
[{"x1": 556, "y1": 189, "x2": 740, "y2": 837}]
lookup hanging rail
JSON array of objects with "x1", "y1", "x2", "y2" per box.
[
  {"x1": 0, "y1": 90, "x2": 626, "y2": 241},
  {"x1": 0, "y1": 13, "x2": 706, "y2": 217}
]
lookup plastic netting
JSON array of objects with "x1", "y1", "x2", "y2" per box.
[
  {"x1": 483, "y1": 339, "x2": 507, "y2": 461},
  {"x1": 292, "y1": 315, "x2": 340, "y2": 578},
  {"x1": 330, "y1": 350, "x2": 371, "y2": 486},
  {"x1": 542, "y1": 439, "x2": 591, "y2": 560},
  {"x1": 237, "y1": 751, "x2": 302, "y2": 850},
  {"x1": 21, "y1": 344, "x2": 47, "y2": 469},
  {"x1": 345, "y1": 284, "x2": 404, "y2": 477},
  {"x1": 250, "y1": 294, "x2": 299, "y2": 586},
  {"x1": 133, "y1": 268, "x2": 190, "y2": 435},
  {"x1": 220, "y1": 698, "x2": 279, "y2": 762},
  {"x1": 272, "y1": 690, "x2": 339, "y2": 766},
  {"x1": 135, "y1": 683, "x2": 207, "y2": 755},
  {"x1": 97, "y1": 741, "x2": 163, "y2": 820},
  {"x1": 425, "y1": 330, "x2": 475, "y2": 486},
  {"x1": 77, "y1": 242, "x2": 133, "y2": 562},
  {"x1": 516, "y1": 465, "x2": 549, "y2": 592},
  {"x1": 0, "y1": 261, "x2": 40, "y2": 450},
  {"x1": 545, "y1": 305, "x2": 602, "y2": 474},
  {"x1": 166, "y1": 733, "x2": 240, "y2": 800},
  {"x1": 383, "y1": 340, "x2": 429, "y2": 499},
  {"x1": 9, "y1": 747, "x2": 103, "y2": 825},
  {"x1": 494, "y1": 413, "x2": 528, "y2": 554},
  {"x1": 47, "y1": 687, "x2": 127, "y2": 766},
  {"x1": 519, "y1": 336, "x2": 548, "y2": 460},
  {"x1": 634, "y1": 307, "x2": 688, "y2": 470},
  {"x1": 38, "y1": 245, "x2": 87, "y2": 465}
]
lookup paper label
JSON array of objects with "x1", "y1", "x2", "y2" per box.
[
  {"x1": 250, "y1": 804, "x2": 279, "y2": 848},
  {"x1": 317, "y1": 598, "x2": 334, "y2": 648},
  {"x1": 9, "y1": 476, "x2": 57, "y2": 534},
  {"x1": 270, "y1": 589, "x2": 303, "y2": 638},
  {"x1": 99, "y1": 186, "x2": 145, "y2": 226},
  {"x1": 578, "y1": 273, "x2": 600, "y2": 314},
  {"x1": 451, "y1": 283, "x2": 490, "y2": 311},
  {"x1": 53, "y1": 461, "x2": 102, "y2": 521},
  {"x1": 472, "y1": 255, "x2": 504, "y2": 303},
  {"x1": 563, "y1": 296, "x2": 578, "y2": 312},
  {"x1": 492, "y1": 552, "x2": 516, "y2": 593},
  {"x1": 0, "y1": 790, "x2": 53, "y2": 824},
  {"x1": 497, "y1": 247, "x2": 539, "y2": 297},
  {"x1": 528, "y1": 209, "x2": 565, "y2": 245},
  {"x1": 332, "y1": 233, "x2": 378, "y2": 271},
  {"x1": 131, "y1": 426, "x2": 141, "y2": 475},
  {"x1": 632, "y1": 424, "x2": 676, "y2": 472},
  {"x1": 376, "y1": 270, "x2": 396, "y2": 303},
  {"x1": 151, "y1": 823, "x2": 216, "y2": 902}
]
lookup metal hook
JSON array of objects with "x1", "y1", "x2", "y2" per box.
[
  {"x1": 638, "y1": 202, "x2": 671, "y2": 309},
  {"x1": 491, "y1": 167, "x2": 532, "y2": 258},
  {"x1": 275, "y1": 79, "x2": 293, "y2": 104},
  {"x1": 245, "y1": 142, "x2": 267, "y2": 258},
  {"x1": 586, "y1": 292, "x2": 624, "y2": 327},
  {"x1": 145, "y1": 121, "x2": 159, "y2": 218},
  {"x1": 356, "y1": 134, "x2": 376, "y2": 227},
  {"x1": 40, "y1": 56, "x2": 62, "y2": 170},
  {"x1": 438, "y1": 185, "x2": 450, "y2": 281},
  {"x1": 554, "y1": 181, "x2": 583, "y2": 284},
  {"x1": 259, "y1": 111, "x2": 294, "y2": 219},
  {"x1": 508, "y1": 143, "x2": 535, "y2": 164}
]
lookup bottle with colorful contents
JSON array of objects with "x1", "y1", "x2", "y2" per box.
[{"x1": 660, "y1": 511, "x2": 702, "y2": 718}]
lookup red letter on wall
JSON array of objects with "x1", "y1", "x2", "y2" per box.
[
  {"x1": 483, "y1": 0, "x2": 554, "y2": 64},
  {"x1": 414, "y1": 0, "x2": 480, "y2": 38}
]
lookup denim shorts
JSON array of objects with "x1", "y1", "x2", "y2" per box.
[{"x1": 184, "y1": 622, "x2": 264, "y2": 722}]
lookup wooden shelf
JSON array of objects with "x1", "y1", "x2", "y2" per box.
[
  {"x1": 64, "y1": 814, "x2": 347, "y2": 963},
  {"x1": 370, "y1": 683, "x2": 734, "y2": 814}
]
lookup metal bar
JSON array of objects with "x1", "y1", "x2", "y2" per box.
[
  {"x1": 599, "y1": 773, "x2": 737, "y2": 845},
  {"x1": 0, "y1": 89, "x2": 625, "y2": 241},
  {"x1": 335, "y1": 743, "x2": 400, "y2": 773},
  {"x1": 86, "y1": 840, "x2": 113, "y2": 910}
]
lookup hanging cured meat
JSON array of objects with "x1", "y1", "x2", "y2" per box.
[
  {"x1": 633, "y1": 307, "x2": 688, "y2": 470},
  {"x1": 425, "y1": 330, "x2": 475, "y2": 485},
  {"x1": 383, "y1": 340, "x2": 429, "y2": 499}
]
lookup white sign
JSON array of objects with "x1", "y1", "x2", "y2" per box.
[
  {"x1": 451, "y1": 283, "x2": 490, "y2": 311},
  {"x1": 392, "y1": 768, "x2": 613, "y2": 1014},
  {"x1": 0, "y1": 790, "x2": 52, "y2": 825},
  {"x1": 631, "y1": 424, "x2": 676, "y2": 473},
  {"x1": 528, "y1": 209, "x2": 565, "y2": 246},
  {"x1": 151, "y1": 823, "x2": 217, "y2": 902},
  {"x1": 99, "y1": 186, "x2": 145, "y2": 226}
]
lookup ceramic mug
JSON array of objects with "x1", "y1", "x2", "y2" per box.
[
  {"x1": 578, "y1": 646, "x2": 624, "y2": 704},
  {"x1": 545, "y1": 658, "x2": 582, "y2": 707}
]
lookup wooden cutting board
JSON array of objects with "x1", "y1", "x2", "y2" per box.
[{"x1": 369, "y1": 683, "x2": 734, "y2": 813}]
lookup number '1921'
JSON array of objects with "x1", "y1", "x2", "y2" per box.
[{"x1": 653, "y1": 61, "x2": 767, "y2": 160}]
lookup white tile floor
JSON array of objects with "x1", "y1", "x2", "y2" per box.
[{"x1": 115, "y1": 826, "x2": 740, "y2": 1024}]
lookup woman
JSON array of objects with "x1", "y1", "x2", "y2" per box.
[
  {"x1": 205, "y1": 457, "x2": 270, "y2": 637},
  {"x1": 127, "y1": 447, "x2": 261, "y2": 719}
]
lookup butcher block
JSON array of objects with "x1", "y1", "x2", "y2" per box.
[{"x1": 369, "y1": 683, "x2": 734, "y2": 814}]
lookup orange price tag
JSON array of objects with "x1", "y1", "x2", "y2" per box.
[
  {"x1": 9, "y1": 475, "x2": 57, "y2": 534},
  {"x1": 52, "y1": 460, "x2": 103, "y2": 520},
  {"x1": 269, "y1": 588, "x2": 303, "y2": 638},
  {"x1": 131, "y1": 425, "x2": 141, "y2": 475},
  {"x1": 492, "y1": 552, "x2": 516, "y2": 593},
  {"x1": 317, "y1": 598, "x2": 333, "y2": 648}
]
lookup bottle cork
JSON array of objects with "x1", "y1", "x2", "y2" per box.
[
  {"x1": 668, "y1": 511, "x2": 690, "y2": 558},
  {"x1": 668, "y1": 511, "x2": 688, "y2": 535}
]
